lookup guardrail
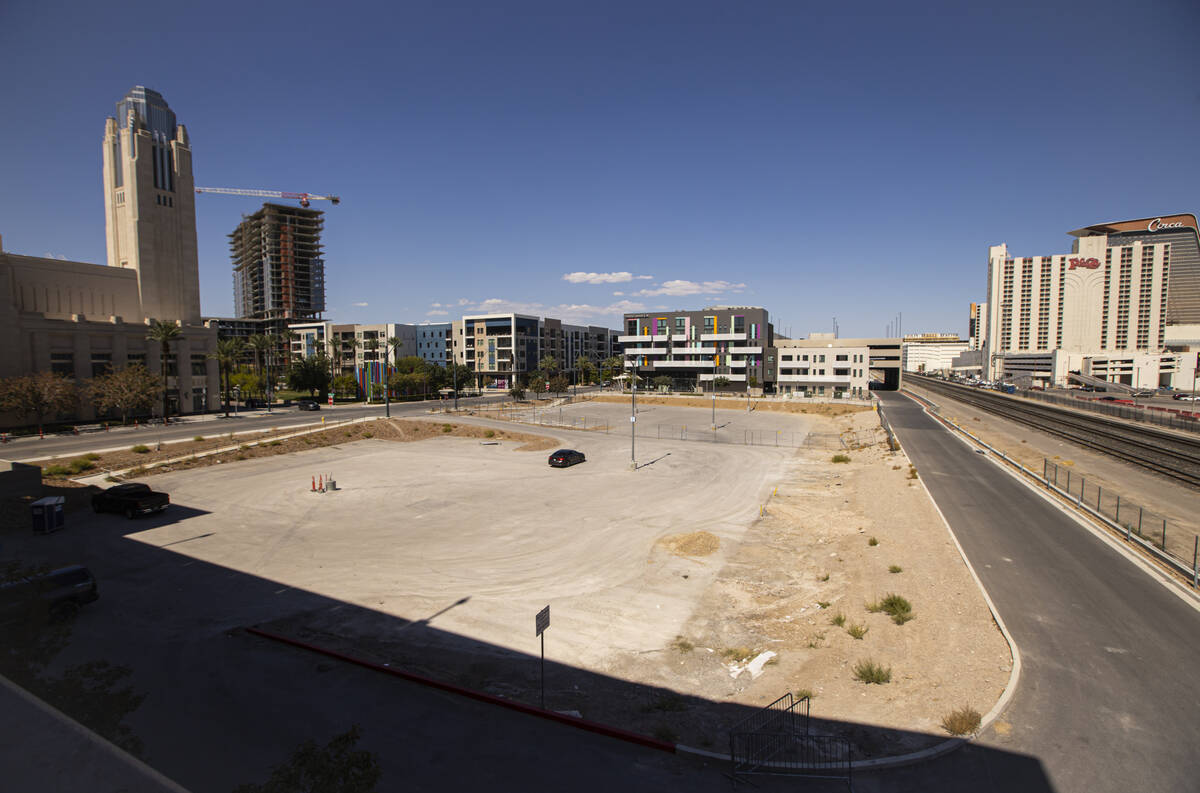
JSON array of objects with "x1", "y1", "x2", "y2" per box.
[{"x1": 904, "y1": 390, "x2": 1200, "y2": 588}]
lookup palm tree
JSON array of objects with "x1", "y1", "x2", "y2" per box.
[
  {"x1": 210, "y1": 337, "x2": 245, "y2": 417},
  {"x1": 382, "y1": 336, "x2": 403, "y2": 416},
  {"x1": 146, "y1": 319, "x2": 182, "y2": 421},
  {"x1": 247, "y1": 334, "x2": 271, "y2": 397}
]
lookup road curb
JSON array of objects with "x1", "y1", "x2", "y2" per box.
[{"x1": 244, "y1": 626, "x2": 678, "y2": 756}]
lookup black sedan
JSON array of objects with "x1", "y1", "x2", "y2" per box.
[
  {"x1": 297, "y1": 399, "x2": 321, "y2": 411},
  {"x1": 548, "y1": 449, "x2": 586, "y2": 468}
]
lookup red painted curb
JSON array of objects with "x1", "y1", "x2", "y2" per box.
[{"x1": 244, "y1": 626, "x2": 677, "y2": 754}]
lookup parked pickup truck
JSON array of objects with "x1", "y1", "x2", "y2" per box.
[{"x1": 91, "y1": 483, "x2": 170, "y2": 518}]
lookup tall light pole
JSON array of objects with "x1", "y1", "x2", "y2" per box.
[{"x1": 630, "y1": 361, "x2": 637, "y2": 468}]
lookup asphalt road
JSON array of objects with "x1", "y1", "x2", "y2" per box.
[
  {"x1": 855, "y1": 392, "x2": 1200, "y2": 793},
  {"x1": 0, "y1": 391, "x2": 521, "y2": 462}
]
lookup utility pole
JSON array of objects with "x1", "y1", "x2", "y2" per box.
[{"x1": 630, "y1": 362, "x2": 637, "y2": 468}]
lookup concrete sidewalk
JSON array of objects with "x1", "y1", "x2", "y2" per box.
[{"x1": 0, "y1": 674, "x2": 189, "y2": 793}]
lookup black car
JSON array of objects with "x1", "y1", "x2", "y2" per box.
[
  {"x1": 548, "y1": 449, "x2": 586, "y2": 467},
  {"x1": 297, "y1": 399, "x2": 321, "y2": 411},
  {"x1": 0, "y1": 565, "x2": 99, "y2": 624},
  {"x1": 92, "y1": 482, "x2": 170, "y2": 518}
]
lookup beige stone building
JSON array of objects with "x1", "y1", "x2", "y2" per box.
[{"x1": 0, "y1": 85, "x2": 218, "y2": 428}]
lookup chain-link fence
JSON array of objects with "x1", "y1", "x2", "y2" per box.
[{"x1": 1020, "y1": 389, "x2": 1199, "y2": 434}]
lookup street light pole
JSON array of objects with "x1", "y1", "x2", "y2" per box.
[{"x1": 630, "y1": 362, "x2": 637, "y2": 467}]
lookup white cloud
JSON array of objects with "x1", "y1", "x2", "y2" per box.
[
  {"x1": 426, "y1": 309, "x2": 449, "y2": 316},
  {"x1": 562, "y1": 271, "x2": 654, "y2": 285},
  {"x1": 633, "y1": 279, "x2": 746, "y2": 297},
  {"x1": 352, "y1": 301, "x2": 369, "y2": 307},
  {"x1": 612, "y1": 291, "x2": 625, "y2": 296}
]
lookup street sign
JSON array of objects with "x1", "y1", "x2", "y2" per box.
[
  {"x1": 630, "y1": 415, "x2": 636, "y2": 423},
  {"x1": 536, "y1": 605, "x2": 550, "y2": 636},
  {"x1": 327, "y1": 392, "x2": 334, "y2": 405}
]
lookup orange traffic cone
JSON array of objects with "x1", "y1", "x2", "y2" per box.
[
  {"x1": 318, "y1": 474, "x2": 324, "y2": 492},
  {"x1": 311, "y1": 476, "x2": 316, "y2": 492}
]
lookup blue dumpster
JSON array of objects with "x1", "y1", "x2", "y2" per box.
[{"x1": 31, "y1": 496, "x2": 65, "y2": 534}]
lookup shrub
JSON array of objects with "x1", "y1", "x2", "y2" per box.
[
  {"x1": 193, "y1": 435, "x2": 205, "y2": 442},
  {"x1": 853, "y1": 659, "x2": 892, "y2": 684},
  {"x1": 268, "y1": 440, "x2": 281, "y2": 447},
  {"x1": 442, "y1": 424, "x2": 453, "y2": 433},
  {"x1": 795, "y1": 688, "x2": 815, "y2": 701},
  {"x1": 817, "y1": 572, "x2": 830, "y2": 582},
  {"x1": 68, "y1": 458, "x2": 95, "y2": 474},
  {"x1": 889, "y1": 565, "x2": 902, "y2": 574},
  {"x1": 941, "y1": 705, "x2": 982, "y2": 736},
  {"x1": 867, "y1": 594, "x2": 914, "y2": 625},
  {"x1": 868, "y1": 536, "x2": 879, "y2": 547},
  {"x1": 484, "y1": 429, "x2": 495, "y2": 438},
  {"x1": 720, "y1": 647, "x2": 755, "y2": 663},
  {"x1": 846, "y1": 623, "x2": 869, "y2": 640},
  {"x1": 817, "y1": 601, "x2": 830, "y2": 609},
  {"x1": 830, "y1": 613, "x2": 846, "y2": 627},
  {"x1": 670, "y1": 636, "x2": 694, "y2": 653},
  {"x1": 831, "y1": 454, "x2": 851, "y2": 463},
  {"x1": 131, "y1": 444, "x2": 151, "y2": 454},
  {"x1": 907, "y1": 466, "x2": 919, "y2": 479},
  {"x1": 43, "y1": 464, "x2": 71, "y2": 477},
  {"x1": 83, "y1": 452, "x2": 101, "y2": 461}
]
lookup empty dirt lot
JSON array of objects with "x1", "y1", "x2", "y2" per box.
[{"x1": 52, "y1": 400, "x2": 1009, "y2": 757}]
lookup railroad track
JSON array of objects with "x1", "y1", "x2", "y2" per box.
[{"x1": 906, "y1": 375, "x2": 1200, "y2": 488}]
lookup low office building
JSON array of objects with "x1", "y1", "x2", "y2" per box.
[
  {"x1": 902, "y1": 335, "x2": 970, "y2": 375},
  {"x1": 776, "y1": 335, "x2": 872, "y2": 397}
]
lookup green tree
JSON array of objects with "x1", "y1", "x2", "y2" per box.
[
  {"x1": 287, "y1": 354, "x2": 332, "y2": 397},
  {"x1": 575, "y1": 355, "x2": 595, "y2": 386},
  {"x1": 537, "y1": 355, "x2": 559, "y2": 378},
  {"x1": 601, "y1": 356, "x2": 623, "y2": 384},
  {"x1": 652, "y1": 375, "x2": 672, "y2": 391},
  {"x1": 86, "y1": 364, "x2": 162, "y2": 425},
  {"x1": 247, "y1": 334, "x2": 272, "y2": 397},
  {"x1": 233, "y1": 725, "x2": 381, "y2": 793},
  {"x1": 145, "y1": 319, "x2": 182, "y2": 420},
  {"x1": 549, "y1": 374, "x2": 569, "y2": 396},
  {"x1": 231, "y1": 371, "x2": 262, "y2": 400},
  {"x1": 713, "y1": 376, "x2": 730, "y2": 388},
  {"x1": 508, "y1": 384, "x2": 526, "y2": 401},
  {"x1": 0, "y1": 372, "x2": 79, "y2": 434},
  {"x1": 332, "y1": 373, "x2": 359, "y2": 399},
  {"x1": 528, "y1": 372, "x2": 546, "y2": 396},
  {"x1": 211, "y1": 338, "x2": 246, "y2": 417}
]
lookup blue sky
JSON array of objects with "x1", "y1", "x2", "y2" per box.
[{"x1": 2, "y1": 0, "x2": 1198, "y2": 338}]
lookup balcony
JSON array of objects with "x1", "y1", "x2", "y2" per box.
[
  {"x1": 701, "y1": 333, "x2": 748, "y2": 342},
  {"x1": 618, "y1": 334, "x2": 655, "y2": 343},
  {"x1": 671, "y1": 346, "x2": 716, "y2": 355},
  {"x1": 776, "y1": 373, "x2": 854, "y2": 383},
  {"x1": 647, "y1": 360, "x2": 713, "y2": 369},
  {"x1": 727, "y1": 346, "x2": 762, "y2": 354}
]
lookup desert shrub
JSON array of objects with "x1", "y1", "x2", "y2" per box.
[
  {"x1": 484, "y1": 430, "x2": 495, "y2": 438},
  {"x1": 795, "y1": 688, "x2": 815, "y2": 700},
  {"x1": 193, "y1": 435, "x2": 205, "y2": 442},
  {"x1": 817, "y1": 601, "x2": 830, "y2": 609},
  {"x1": 889, "y1": 565, "x2": 902, "y2": 574},
  {"x1": 830, "y1": 613, "x2": 846, "y2": 627},
  {"x1": 131, "y1": 444, "x2": 150, "y2": 454},
  {"x1": 817, "y1": 572, "x2": 830, "y2": 582},
  {"x1": 83, "y1": 452, "x2": 101, "y2": 461},
  {"x1": 670, "y1": 636, "x2": 694, "y2": 653},
  {"x1": 867, "y1": 594, "x2": 914, "y2": 625},
  {"x1": 853, "y1": 659, "x2": 891, "y2": 684},
  {"x1": 442, "y1": 424, "x2": 453, "y2": 433},
  {"x1": 68, "y1": 458, "x2": 95, "y2": 474},
  {"x1": 43, "y1": 464, "x2": 71, "y2": 477},
  {"x1": 831, "y1": 454, "x2": 851, "y2": 463},
  {"x1": 846, "y1": 623, "x2": 868, "y2": 639},
  {"x1": 868, "y1": 536, "x2": 878, "y2": 546},
  {"x1": 720, "y1": 647, "x2": 756, "y2": 663},
  {"x1": 941, "y1": 705, "x2": 982, "y2": 736}
]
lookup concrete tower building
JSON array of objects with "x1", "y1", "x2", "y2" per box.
[
  {"x1": 102, "y1": 86, "x2": 201, "y2": 322},
  {"x1": 229, "y1": 203, "x2": 326, "y2": 322}
]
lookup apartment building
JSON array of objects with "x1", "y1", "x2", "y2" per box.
[
  {"x1": 620, "y1": 307, "x2": 774, "y2": 390},
  {"x1": 460, "y1": 313, "x2": 621, "y2": 389}
]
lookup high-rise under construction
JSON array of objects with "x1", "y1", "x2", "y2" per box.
[{"x1": 229, "y1": 203, "x2": 326, "y2": 321}]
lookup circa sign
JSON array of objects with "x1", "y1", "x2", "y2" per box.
[
  {"x1": 1147, "y1": 217, "x2": 1185, "y2": 232},
  {"x1": 1068, "y1": 257, "x2": 1101, "y2": 270}
]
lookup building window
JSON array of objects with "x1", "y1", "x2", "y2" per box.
[
  {"x1": 91, "y1": 353, "x2": 113, "y2": 377},
  {"x1": 50, "y1": 353, "x2": 74, "y2": 376},
  {"x1": 191, "y1": 354, "x2": 207, "y2": 376}
]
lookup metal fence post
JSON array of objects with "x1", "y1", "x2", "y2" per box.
[
  {"x1": 1043, "y1": 458, "x2": 1047, "y2": 480},
  {"x1": 1193, "y1": 537, "x2": 1198, "y2": 588},
  {"x1": 1116, "y1": 495, "x2": 1121, "y2": 521},
  {"x1": 1080, "y1": 478, "x2": 1085, "y2": 506},
  {"x1": 1138, "y1": 507, "x2": 1143, "y2": 536},
  {"x1": 1097, "y1": 486, "x2": 1102, "y2": 511},
  {"x1": 1162, "y1": 520, "x2": 1167, "y2": 551},
  {"x1": 1067, "y1": 469, "x2": 1071, "y2": 494}
]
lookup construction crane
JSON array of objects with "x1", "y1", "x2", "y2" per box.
[{"x1": 194, "y1": 187, "x2": 340, "y2": 208}]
